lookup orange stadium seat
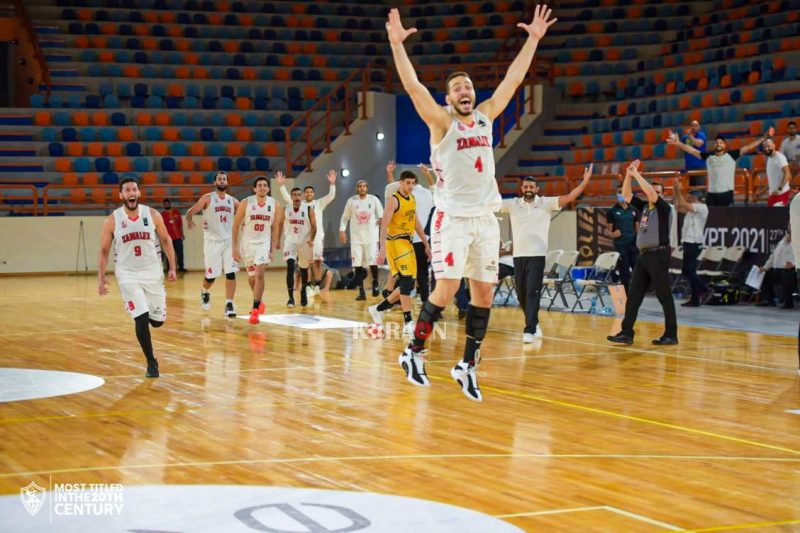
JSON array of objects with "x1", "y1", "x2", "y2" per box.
[
  {"x1": 34, "y1": 112, "x2": 51, "y2": 125},
  {"x1": 86, "y1": 143, "x2": 104, "y2": 157},
  {"x1": 82, "y1": 173, "x2": 99, "y2": 185},
  {"x1": 66, "y1": 143, "x2": 84, "y2": 157},
  {"x1": 106, "y1": 144, "x2": 123, "y2": 157},
  {"x1": 162, "y1": 128, "x2": 178, "y2": 141}
]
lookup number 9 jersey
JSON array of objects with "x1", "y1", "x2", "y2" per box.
[
  {"x1": 113, "y1": 204, "x2": 163, "y2": 284},
  {"x1": 429, "y1": 110, "x2": 501, "y2": 217}
]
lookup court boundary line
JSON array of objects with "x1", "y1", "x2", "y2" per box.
[
  {"x1": 496, "y1": 505, "x2": 682, "y2": 531},
  {"x1": 2, "y1": 452, "x2": 799, "y2": 479}
]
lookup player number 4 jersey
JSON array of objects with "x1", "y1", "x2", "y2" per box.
[{"x1": 430, "y1": 110, "x2": 501, "y2": 217}]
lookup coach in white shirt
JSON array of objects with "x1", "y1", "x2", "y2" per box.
[
  {"x1": 674, "y1": 181, "x2": 709, "y2": 307},
  {"x1": 758, "y1": 228, "x2": 796, "y2": 308},
  {"x1": 498, "y1": 166, "x2": 592, "y2": 343}
]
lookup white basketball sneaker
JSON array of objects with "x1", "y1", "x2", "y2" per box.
[
  {"x1": 451, "y1": 360, "x2": 482, "y2": 402},
  {"x1": 534, "y1": 324, "x2": 543, "y2": 338},
  {"x1": 398, "y1": 347, "x2": 429, "y2": 387},
  {"x1": 368, "y1": 304, "x2": 383, "y2": 325},
  {"x1": 523, "y1": 332, "x2": 535, "y2": 343},
  {"x1": 200, "y1": 291, "x2": 211, "y2": 311}
]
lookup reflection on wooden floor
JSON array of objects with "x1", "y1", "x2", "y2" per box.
[{"x1": 1, "y1": 272, "x2": 799, "y2": 532}]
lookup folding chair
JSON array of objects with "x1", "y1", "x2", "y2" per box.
[
  {"x1": 540, "y1": 249, "x2": 564, "y2": 301},
  {"x1": 571, "y1": 251, "x2": 621, "y2": 312},
  {"x1": 700, "y1": 246, "x2": 745, "y2": 281},
  {"x1": 542, "y1": 250, "x2": 579, "y2": 311},
  {"x1": 493, "y1": 259, "x2": 517, "y2": 306},
  {"x1": 696, "y1": 245, "x2": 727, "y2": 280}
]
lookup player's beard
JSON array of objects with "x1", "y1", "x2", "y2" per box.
[
  {"x1": 454, "y1": 100, "x2": 473, "y2": 117},
  {"x1": 125, "y1": 197, "x2": 139, "y2": 211},
  {"x1": 764, "y1": 148, "x2": 774, "y2": 156},
  {"x1": 523, "y1": 191, "x2": 535, "y2": 200},
  {"x1": 216, "y1": 184, "x2": 227, "y2": 192}
]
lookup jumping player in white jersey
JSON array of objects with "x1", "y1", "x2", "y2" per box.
[
  {"x1": 232, "y1": 175, "x2": 284, "y2": 324},
  {"x1": 387, "y1": 5, "x2": 557, "y2": 401},
  {"x1": 97, "y1": 177, "x2": 177, "y2": 378},
  {"x1": 279, "y1": 172, "x2": 317, "y2": 308},
  {"x1": 186, "y1": 171, "x2": 240, "y2": 317},
  {"x1": 339, "y1": 180, "x2": 384, "y2": 300},
  {"x1": 278, "y1": 170, "x2": 337, "y2": 299}
]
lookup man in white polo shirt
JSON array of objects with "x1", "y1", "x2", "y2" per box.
[
  {"x1": 764, "y1": 138, "x2": 792, "y2": 207},
  {"x1": 668, "y1": 132, "x2": 766, "y2": 207},
  {"x1": 499, "y1": 166, "x2": 593, "y2": 343},
  {"x1": 780, "y1": 121, "x2": 800, "y2": 176},
  {"x1": 673, "y1": 181, "x2": 709, "y2": 307}
]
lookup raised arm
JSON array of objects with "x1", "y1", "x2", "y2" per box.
[
  {"x1": 558, "y1": 163, "x2": 592, "y2": 208},
  {"x1": 740, "y1": 134, "x2": 769, "y2": 156},
  {"x1": 621, "y1": 166, "x2": 634, "y2": 204},
  {"x1": 666, "y1": 131, "x2": 701, "y2": 159},
  {"x1": 386, "y1": 8, "x2": 450, "y2": 134},
  {"x1": 628, "y1": 160, "x2": 658, "y2": 204},
  {"x1": 417, "y1": 164, "x2": 436, "y2": 186},
  {"x1": 477, "y1": 5, "x2": 556, "y2": 121},
  {"x1": 673, "y1": 181, "x2": 691, "y2": 214},
  {"x1": 151, "y1": 208, "x2": 176, "y2": 281},
  {"x1": 386, "y1": 160, "x2": 396, "y2": 184},
  {"x1": 185, "y1": 193, "x2": 210, "y2": 229},
  {"x1": 96, "y1": 215, "x2": 115, "y2": 296},
  {"x1": 231, "y1": 198, "x2": 248, "y2": 263},
  {"x1": 275, "y1": 170, "x2": 291, "y2": 205},
  {"x1": 318, "y1": 170, "x2": 337, "y2": 209}
]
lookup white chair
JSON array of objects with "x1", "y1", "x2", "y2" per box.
[
  {"x1": 571, "y1": 251, "x2": 621, "y2": 312},
  {"x1": 542, "y1": 250, "x2": 579, "y2": 311},
  {"x1": 696, "y1": 245, "x2": 728, "y2": 278},
  {"x1": 701, "y1": 246, "x2": 746, "y2": 281}
]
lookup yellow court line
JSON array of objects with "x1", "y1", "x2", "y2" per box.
[
  {"x1": 426, "y1": 376, "x2": 800, "y2": 456},
  {"x1": 670, "y1": 518, "x2": 800, "y2": 532},
  {"x1": 2, "y1": 453, "x2": 799, "y2": 480}
]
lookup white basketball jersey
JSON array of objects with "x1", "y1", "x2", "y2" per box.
[
  {"x1": 344, "y1": 195, "x2": 381, "y2": 244},
  {"x1": 242, "y1": 195, "x2": 276, "y2": 243},
  {"x1": 113, "y1": 205, "x2": 163, "y2": 282},
  {"x1": 203, "y1": 192, "x2": 235, "y2": 241},
  {"x1": 430, "y1": 110, "x2": 501, "y2": 217},
  {"x1": 285, "y1": 204, "x2": 311, "y2": 243}
]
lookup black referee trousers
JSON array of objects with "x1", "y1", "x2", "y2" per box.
[{"x1": 620, "y1": 247, "x2": 677, "y2": 337}]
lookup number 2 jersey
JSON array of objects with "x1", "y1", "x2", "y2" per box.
[
  {"x1": 202, "y1": 192, "x2": 236, "y2": 241},
  {"x1": 430, "y1": 110, "x2": 501, "y2": 217},
  {"x1": 113, "y1": 204, "x2": 163, "y2": 283},
  {"x1": 242, "y1": 195, "x2": 277, "y2": 243},
  {"x1": 284, "y1": 204, "x2": 312, "y2": 244}
]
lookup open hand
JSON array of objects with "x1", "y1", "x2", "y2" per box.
[
  {"x1": 386, "y1": 8, "x2": 417, "y2": 45},
  {"x1": 517, "y1": 4, "x2": 557, "y2": 41}
]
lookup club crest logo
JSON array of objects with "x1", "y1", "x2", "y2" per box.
[{"x1": 20, "y1": 482, "x2": 46, "y2": 517}]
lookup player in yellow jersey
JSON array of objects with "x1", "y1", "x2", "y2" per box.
[{"x1": 371, "y1": 170, "x2": 431, "y2": 335}]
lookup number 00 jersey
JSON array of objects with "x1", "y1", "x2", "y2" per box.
[
  {"x1": 430, "y1": 110, "x2": 501, "y2": 217},
  {"x1": 242, "y1": 195, "x2": 276, "y2": 243},
  {"x1": 113, "y1": 204, "x2": 163, "y2": 283},
  {"x1": 202, "y1": 192, "x2": 235, "y2": 241}
]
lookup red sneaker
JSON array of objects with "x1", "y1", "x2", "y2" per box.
[
  {"x1": 248, "y1": 308, "x2": 260, "y2": 325},
  {"x1": 258, "y1": 301, "x2": 265, "y2": 314}
]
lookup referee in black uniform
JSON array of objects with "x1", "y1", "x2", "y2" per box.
[{"x1": 608, "y1": 160, "x2": 678, "y2": 346}]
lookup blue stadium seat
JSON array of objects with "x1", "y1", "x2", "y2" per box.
[{"x1": 48, "y1": 142, "x2": 64, "y2": 157}]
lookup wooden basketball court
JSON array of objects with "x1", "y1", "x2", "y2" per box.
[{"x1": 1, "y1": 272, "x2": 799, "y2": 532}]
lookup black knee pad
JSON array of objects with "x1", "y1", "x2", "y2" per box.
[
  {"x1": 398, "y1": 275, "x2": 415, "y2": 295},
  {"x1": 204, "y1": 277, "x2": 215, "y2": 284},
  {"x1": 466, "y1": 305, "x2": 491, "y2": 341},
  {"x1": 149, "y1": 320, "x2": 164, "y2": 328},
  {"x1": 225, "y1": 272, "x2": 236, "y2": 280}
]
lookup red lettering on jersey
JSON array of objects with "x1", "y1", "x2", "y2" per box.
[
  {"x1": 121, "y1": 231, "x2": 151, "y2": 243},
  {"x1": 214, "y1": 206, "x2": 232, "y2": 213},
  {"x1": 249, "y1": 214, "x2": 272, "y2": 221},
  {"x1": 456, "y1": 136, "x2": 490, "y2": 151},
  {"x1": 127, "y1": 300, "x2": 135, "y2": 311},
  {"x1": 433, "y1": 211, "x2": 445, "y2": 232}
]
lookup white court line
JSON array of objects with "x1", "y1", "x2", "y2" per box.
[{"x1": 496, "y1": 505, "x2": 682, "y2": 531}]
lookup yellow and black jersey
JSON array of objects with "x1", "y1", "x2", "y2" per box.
[{"x1": 387, "y1": 191, "x2": 416, "y2": 240}]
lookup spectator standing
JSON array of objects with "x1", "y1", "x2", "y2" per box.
[
  {"x1": 764, "y1": 138, "x2": 792, "y2": 207},
  {"x1": 673, "y1": 182, "x2": 709, "y2": 307},
  {"x1": 162, "y1": 198, "x2": 186, "y2": 273},
  {"x1": 757, "y1": 228, "x2": 796, "y2": 308}
]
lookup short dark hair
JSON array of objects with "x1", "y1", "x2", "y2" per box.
[
  {"x1": 521, "y1": 176, "x2": 537, "y2": 185},
  {"x1": 399, "y1": 170, "x2": 417, "y2": 182},
  {"x1": 214, "y1": 171, "x2": 227, "y2": 180},
  {"x1": 163, "y1": 198, "x2": 171, "y2": 204},
  {"x1": 715, "y1": 135, "x2": 726, "y2": 142},
  {"x1": 445, "y1": 71, "x2": 470, "y2": 92},
  {"x1": 789, "y1": 121, "x2": 797, "y2": 127},
  {"x1": 303, "y1": 186, "x2": 315, "y2": 193},
  {"x1": 119, "y1": 177, "x2": 139, "y2": 191},
  {"x1": 253, "y1": 175, "x2": 269, "y2": 186},
  {"x1": 291, "y1": 187, "x2": 302, "y2": 194},
  {"x1": 652, "y1": 181, "x2": 664, "y2": 192}
]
